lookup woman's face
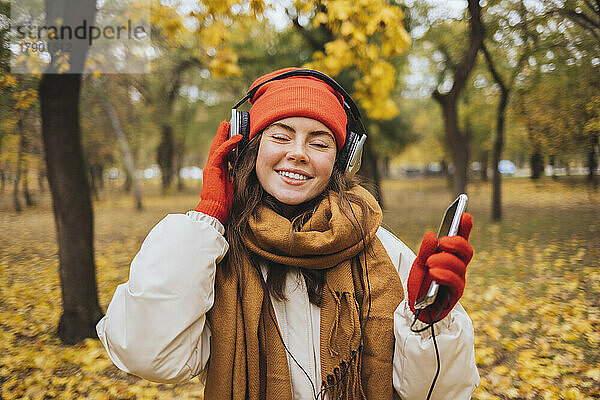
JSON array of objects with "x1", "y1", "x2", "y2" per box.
[{"x1": 255, "y1": 117, "x2": 337, "y2": 205}]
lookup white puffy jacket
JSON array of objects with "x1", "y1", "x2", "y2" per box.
[{"x1": 97, "y1": 211, "x2": 480, "y2": 399}]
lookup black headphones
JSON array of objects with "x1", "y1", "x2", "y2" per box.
[{"x1": 228, "y1": 69, "x2": 367, "y2": 179}]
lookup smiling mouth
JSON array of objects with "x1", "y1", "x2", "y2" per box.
[{"x1": 276, "y1": 170, "x2": 312, "y2": 180}]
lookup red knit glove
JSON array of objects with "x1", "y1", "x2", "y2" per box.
[
  {"x1": 194, "y1": 121, "x2": 242, "y2": 224},
  {"x1": 407, "y1": 213, "x2": 474, "y2": 324}
]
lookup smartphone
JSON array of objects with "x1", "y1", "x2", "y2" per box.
[
  {"x1": 227, "y1": 109, "x2": 240, "y2": 168},
  {"x1": 414, "y1": 194, "x2": 468, "y2": 310}
]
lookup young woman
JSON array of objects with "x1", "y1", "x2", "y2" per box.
[{"x1": 97, "y1": 68, "x2": 479, "y2": 400}]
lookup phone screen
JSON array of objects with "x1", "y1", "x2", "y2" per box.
[
  {"x1": 438, "y1": 201, "x2": 458, "y2": 237},
  {"x1": 437, "y1": 194, "x2": 468, "y2": 238}
]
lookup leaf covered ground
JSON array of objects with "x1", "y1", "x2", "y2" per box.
[{"x1": 1, "y1": 177, "x2": 599, "y2": 399}]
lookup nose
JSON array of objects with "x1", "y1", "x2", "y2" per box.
[{"x1": 286, "y1": 141, "x2": 309, "y2": 163}]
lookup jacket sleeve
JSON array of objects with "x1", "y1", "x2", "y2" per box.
[
  {"x1": 96, "y1": 211, "x2": 228, "y2": 383},
  {"x1": 376, "y1": 227, "x2": 480, "y2": 400}
]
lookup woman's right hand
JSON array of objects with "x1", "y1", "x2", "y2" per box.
[{"x1": 194, "y1": 121, "x2": 243, "y2": 224}]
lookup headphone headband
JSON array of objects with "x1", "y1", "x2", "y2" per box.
[{"x1": 233, "y1": 69, "x2": 363, "y2": 123}]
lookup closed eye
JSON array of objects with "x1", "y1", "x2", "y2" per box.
[{"x1": 271, "y1": 134, "x2": 290, "y2": 141}]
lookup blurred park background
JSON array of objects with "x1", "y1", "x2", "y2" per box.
[{"x1": 1, "y1": 0, "x2": 599, "y2": 398}]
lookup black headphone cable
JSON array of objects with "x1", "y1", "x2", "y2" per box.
[
  {"x1": 266, "y1": 299, "x2": 319, "y2": 399},
  {"x1": 410, "y1": 290, "x2": 451, "y2": 400}
]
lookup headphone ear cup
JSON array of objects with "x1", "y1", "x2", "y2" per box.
[
  {"x1": 336, "y1": 130, "x2": 357, "y2": 174},
  {"x1": 239, "y1": 111, "x2": 250, "y2": 139},
  {"x1": 237, "y1": 111, "x2": 250, "y2": 155},
  {"x1": 229, "y1": 111, "x2": 250, "y2": 169}
]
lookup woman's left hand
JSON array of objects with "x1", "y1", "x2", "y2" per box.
[{"x1": 407, "y1": 213, "x2": 474, "y2": 324}]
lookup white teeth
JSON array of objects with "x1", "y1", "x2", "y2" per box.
[{"x1": 277, "y1": 170, "x2": 310, "y2": 180}]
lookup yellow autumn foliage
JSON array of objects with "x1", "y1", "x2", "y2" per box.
[
  {"x1": 1, "y1": 178, "x2": 599, "y2": 398},
  {"x1": 13, "y1": 89, "x2": 38, "y2": 111},
  {"x1": 0, "y1": 73, "x2": 17, "y2": 89},
  {"x1": 584, "y1": 96, "x2": 600, "y2": 136},
  {"x1": 149, "y1": 0, "x2": 188, "y2": 47},
  {"x1": 0, "y1": 135, "x2": 20, "y2": 166},
  {"x1": 300, "y1": 0, "x2": 411, "y2": 120},
  {"x1": 209, "y1": 49, "x2": 242, "y2": 79}
]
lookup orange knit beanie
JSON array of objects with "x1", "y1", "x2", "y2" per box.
[{"x1": 248, "y1": 67, "x2": 348, "y2": 149}]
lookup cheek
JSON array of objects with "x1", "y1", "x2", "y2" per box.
[
  {"x1": 314, "y1": 152, "x2": 337, "y2": 182},
  {"x1": 255, "y1": 142, "x2": 278, "y2": 183},
  {"x1": 255, "y1": 148, "x2": 267, "y2": 184}
]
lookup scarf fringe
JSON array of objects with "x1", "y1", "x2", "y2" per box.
[
  {"x1": 321, "y1": 354, "x2": 366, "y2": 400},
  {"x1": 323, "y1": 289, "x2": 366, "y2": 400}
]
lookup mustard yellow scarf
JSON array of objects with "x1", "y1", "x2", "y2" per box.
[{"x1": 205, "y1": 186, "x2": 404, "y2": 399}]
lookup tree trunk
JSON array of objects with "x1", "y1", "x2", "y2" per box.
[
  {"x1": 88, "y1": 165, "x2": 99, "y2": 201},
  {"x1": 530, "y1": 149, "x2": 543, "y2": 180},
  {"x1": 587, "y1": 133, "x2": 598, "y2": 188},
  {"x1": 440, "y1": 159, "x2": 452, "y2": 189},
  {"x1": 13, "y1": 113, "x2": 24, "y2": 213},
  {"x1": 549, "y1": 155, "x2": 557, "y2": 180},
  {"x1": 158, "y1": 125, "x2": 175, "y2": 191},
  {"x1": 23, "y1": 152, "x2": 33, "y2": 207},
  {"x1": 491, "y1": 88, "x2": 508, "y2": 221},
  {"x1": 382, "y1": 157, "x2": 390, "y2": 178},
  {"x1": 40, "y1": 73, "x2": 103, "y2": 344},
  {"x1": 432, "y1": 0, "x2": 483, "y2": 197},
  {"x1": 40, "y1": 72, "x2": 103, "y2": 343},
  {"x1": 0, "y1": 166, "x2": 5, "y2": 194},
  {"x1": 434, "y1": 94, "x2": 469, "y2": 196},
  {"x1": 480, "y1": 150, "x2": 488, "y2": 181},
  {"x1": 124, "y1": 170, "x2": 132, "y2": 193},
  {"x1": 38, "y1": 161, "x2": 46, "y2": 193},
  {"x1": 154, "y1": 59, "x2": 202, "y2": 193},
  {"x1": 104, "y1": 97, "x2": 143, "y2": 210},
  {"x1": 175, "y1": 137, "x2": 185, "y2": 192},
  {"x1": 17, "y1": 112, "x2": 34, "y2": 207},
  {"x1": 481, "y1": 43, "x2": 510, "y2": 221},
  {"x1": 39, "y1": 0, "x2": 102, "y2": 345},
  {"x1": 41, "y1": 73, "x2": 103, "y2": 344}
]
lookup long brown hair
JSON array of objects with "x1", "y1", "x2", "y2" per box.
[{"x1": 224, "y1": 131, "x2": 373, "y2": 306}]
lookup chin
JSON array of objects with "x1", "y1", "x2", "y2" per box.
[
  {"x1": 273, "y1": 194, "x2": 309, "y2": 206},
  {"x1": 269, "y1": 186, "x2": 322, "y2": 206}
]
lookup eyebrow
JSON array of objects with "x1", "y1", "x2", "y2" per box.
[{"x1": 268, "y1": 122, "x2": 335, "y2": 140}]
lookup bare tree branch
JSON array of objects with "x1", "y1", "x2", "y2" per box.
[
  {"x1": 583, "y1": 0, "x2": 599, "y2": 14},
  {"x1": 437, "y1": 43, "x2": 458, "y2": 72},
  {"x1": 433, "y1": 0, "x2": 484, "y2": 100},
  {"x1": 567, "y1": 10, "x2": 600, "y2": 30},
  {"x1": 285, "y1": 8, "x2": 324, "y2": 51},
  {"x1": 166, "y1": 57, "x2": 203, "y2": 106},
  {"x1": 564, "y1": 10, "x2": 600, "y2": 43},
  {"x1": 481, "y1": 42, "x2": 508, "y2": 93}
]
